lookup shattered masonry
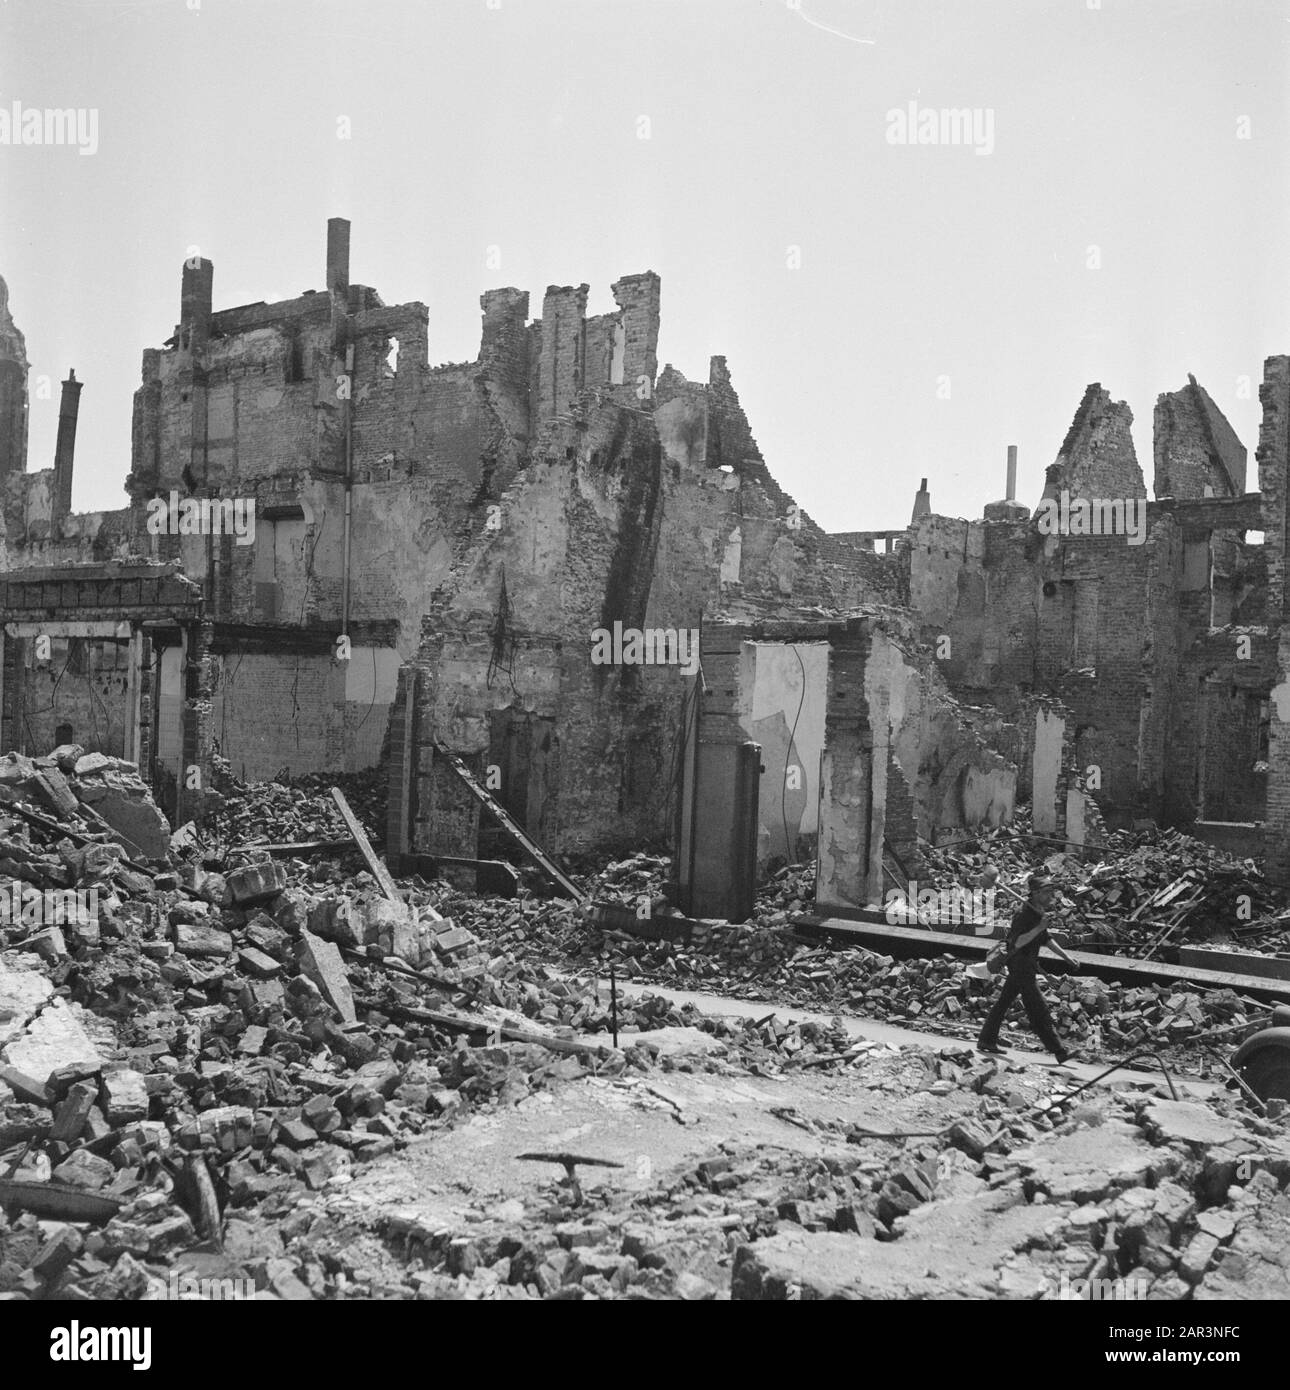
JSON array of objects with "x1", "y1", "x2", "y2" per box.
[{"x1": 0, "y1": 221, "x2": 1287, "y2": 886}]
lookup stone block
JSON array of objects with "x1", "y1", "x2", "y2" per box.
[
  {"x1": 99, "y1": 1069, "x2": 148, "y2": 1126},
  {"x1": 227, "y1": 861, "x2": 288, "y2": 907},
  {"x1": 296, "y1": 931, "x2": 356, "y2": 1023}
]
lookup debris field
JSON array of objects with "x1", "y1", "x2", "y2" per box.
[{"x1": 1, "y1": 748, "x2": 1288, "y2": 1301}]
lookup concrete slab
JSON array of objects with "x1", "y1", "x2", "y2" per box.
[
  {"x1": 0, "y1": 955, "x2": 103, "y2": 1081},
  {"x1": 1142, "y1": 1097, "x2": 1242, "y2": 1149},
  {"x1": 730, "y1": 1188, "x2": 1059, "y2": 1299},
  {"x1": 1011, "y1": 1120, "x2": 1176, "y2": 1203},
  {"x1": 632, "y1": 1026, "x2": 729, "y2": 1060}
]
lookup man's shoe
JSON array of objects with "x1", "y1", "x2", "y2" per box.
[
  {"x1": 977, "y1": 1042, "x2": 1006, "y2": 1055},
  {"x1": 1052, "y1": 1048, "x2": 1079, "y2": 1065}
]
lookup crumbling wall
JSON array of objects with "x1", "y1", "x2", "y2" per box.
[
  {"x1": 1259, "y1": 357, "x2": 1290, "y2": 623},
  {"x1": 0, "y1": 275, "x2": 28, "y2": 480},
  {"x1": 1260, "y1": 356, "x2": 1290, "y2": 879},
  {"x1": 1154, "y1": 375, "x2": 1248, "y2": 499},
  {"x1": 873, "y1": 621, "x2": 1016, "y2": 855},
  {"x1": 906, "y1": 376, "x2": 1275, "y2": 836},
  {"x1": 403, "y1": 333, "x2": 848, "y2": 856},
  {"x1": 1267, "y1": 628, "x2": 1290, "y2": 883},
  {"x1": 1042, "y1": 383, "x2": 1146, "y2": 503}
]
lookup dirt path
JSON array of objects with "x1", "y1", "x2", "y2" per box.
[{"x1": 586, "y1": 975, "x2": 1226, "y2": 1099}]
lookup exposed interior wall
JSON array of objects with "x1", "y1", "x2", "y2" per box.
[
  {"x1": 872, "y1": 622, "x2": 1016, "y2": 856},
  {"x1": 208, "y1": 644, "x2": 398, "y2": 782},
  {"x1": 19, "y1": 634, "x2": 130, "y2": 756},
  {"x1": 0, "y1": 563, "x2": 203, "y2": 820},
  {"x1": 741, "y1": 642, "x2": 828, "y2": 865}
]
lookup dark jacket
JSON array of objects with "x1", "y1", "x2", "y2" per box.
[{"x1": 1005, "y1": 902, "x2": 1048, "y2": 963}]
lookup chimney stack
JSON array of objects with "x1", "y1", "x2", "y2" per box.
[
  {"x1": 52, "y1": 368, "x2": 82, "y2": 528},
  {"x1": 911, "y1": 477, "x2": 931, "y2": 523},
  {"x1": 984, "y1": 443, "x2": 1030, "y2": 522},
  {"x1": 327, "y1": 218, "x2": 351, "y2": 301},
  {"x1": 179, "y1": 257, "x2": 213, "y2": 354}
]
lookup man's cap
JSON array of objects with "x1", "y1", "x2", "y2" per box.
[{"x1": 1028, "y1": 872, "x2": 1055, "y2": 893}]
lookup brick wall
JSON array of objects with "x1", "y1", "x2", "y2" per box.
[{"x1": 1154, "y1": 375, "x2": 1247, "y2": 499}]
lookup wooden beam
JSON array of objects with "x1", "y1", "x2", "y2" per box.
[
  {"x1": 356, "y1": 995, "x2": 617, "y2": 1057},
  {"x1": 330, "y1": 786, "x2": 443, "y2": 922}
]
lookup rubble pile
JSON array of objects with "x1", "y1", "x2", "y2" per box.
[
  {"x1": 591, "y1": 936, "x2": 1262, "y2": 1063},
  {"x1": 923, "y1": 816, "x2": 1290, "y2": 952},
  {"x1": 205, "y1": 759, "x2": 387, "y2": 851},
  {"x1": 426, "y1": 869, "x2": 1264, "y2": 1068},
  {"x1": 0, "y1": 761, "x2": 757, "y2": 1300}
]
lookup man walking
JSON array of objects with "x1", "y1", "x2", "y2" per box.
[{"x1": 978, "y1": 871, "x2": 1078, "y2": 1062}]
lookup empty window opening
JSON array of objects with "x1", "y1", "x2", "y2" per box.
[
  {"x1": 384, "y1": 337, "x2": 400, "y2": 376},
  {"x1": 609, "y1": 320, "x2": 626, "y2": 385}
]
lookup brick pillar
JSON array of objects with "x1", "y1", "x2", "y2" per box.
[
  {"x1": 1266, "y1": 629, "x2": 1290, "y2": 884},
  {"x1": 386, "y1": 665, "x2": 418, "y2": 867},
  {"x1": 536, "y1": 284, "x2": 588, "y2": 422},
  {"x1": 1258, "y1": 356, "x2": 1290, "y2": 622},
  {"x1": 817, "y1": 621, "x2": 880, "y2": 909},
  {"x1": 610, "y1": 272, "x2": 660, "y2": 397}
]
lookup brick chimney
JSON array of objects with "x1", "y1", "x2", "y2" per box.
[
  {"x1": 911, "y1": 477, "x2": 931, "y2": 523},
  {"x1": 52, "y1": 368, "x2": 82, "y2": 528},
  {"x1": 179, "y1": 257, "x2": 213, "y2": 355}
]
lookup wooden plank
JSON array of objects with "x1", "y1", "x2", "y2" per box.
[
  {"x1": 0, "y1": 1178, "x2": 122, "y2": 1223},
  {"x1": 794, "y1": 913, "x2": 1290, "y2": 1003},
  {"x1": 330, "y1": 786, "x2": 446, "y2": 921},
  {"x1": 257, "y1": 838, "x2": 354, "y2": 858},
  {"x1": 433, "y1": 741, "x2": 584, "y2": 901}
]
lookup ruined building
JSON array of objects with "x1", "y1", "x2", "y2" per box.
[
  {"x1": 0, "y1": 222, "x2": 889, "y2": 851},
  {"x1": 844, "y1": 364, "x2": 1290, "y2": 895},
  {"x1": 0, "y1": 221, "x2": 1287, "y2": 903}
]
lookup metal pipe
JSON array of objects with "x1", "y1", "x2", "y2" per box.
[
  {"x1": 609, "y1": 962, "x2": 619, "y2": 1049},
  {"x1": 341, "y1": 343, "x2": 354, "y2": 636}
]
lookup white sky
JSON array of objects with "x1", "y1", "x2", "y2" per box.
[{"x1": 2, "y1": 0, "x2": 1288, "y2": 526}]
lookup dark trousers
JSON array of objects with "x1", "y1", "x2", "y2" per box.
[{"x1": 978, "y1": 957, "x2": 1063, "y2": 1054}]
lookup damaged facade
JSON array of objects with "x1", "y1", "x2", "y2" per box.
[
  {"x1": 1, "y1": 222, "x2": 1288, "y2": 911},
  {"x1": 887, "y1": 365, "x2": 1289, "y2": 884}
]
